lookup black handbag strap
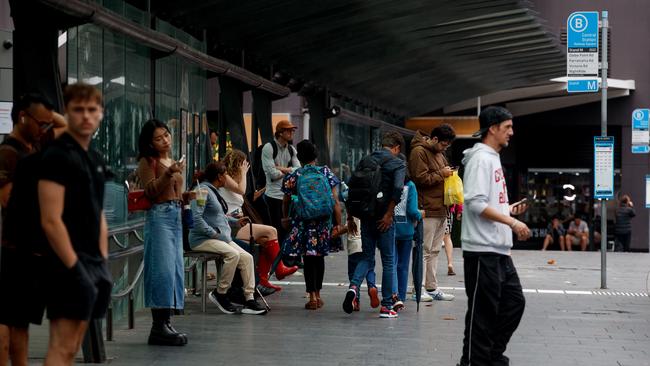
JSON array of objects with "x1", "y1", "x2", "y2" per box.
[{"x1": 205, "y1": 184, "x2": 229, "y2": 214}]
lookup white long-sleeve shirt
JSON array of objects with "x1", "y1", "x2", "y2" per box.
[
  {"x1": 461, "y1": 143, "x2": 513, "y2": 255},
  {"x1": 262, "y1": 139, "x2": 300, "y2": 199}
]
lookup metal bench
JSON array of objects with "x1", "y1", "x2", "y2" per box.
[{"x1": 184, "y1": 251, "x2": 223, "y2": 313}]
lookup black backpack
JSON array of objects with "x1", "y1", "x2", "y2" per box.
[
  {"x1": 346, "y1": 154, "x2": 388, "y2": 219},
  {"x1": 252, "y1": 141, "x2": 295, "y2": 190}
]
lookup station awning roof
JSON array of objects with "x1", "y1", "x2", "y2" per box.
[
  {"x1": 150, "y1": 0, "x2": 566, "y2": 117},
  {"x1": 442, "y1": 77, "x2": 635, "y2": 116}
]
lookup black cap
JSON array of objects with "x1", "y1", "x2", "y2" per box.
[{"x1": 473, "y1": 106, "x2": 513, "y2": 138}]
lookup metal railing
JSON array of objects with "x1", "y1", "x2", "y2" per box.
[{"x1": 105, "y1": 220, "x2": 145, "y2": 342}]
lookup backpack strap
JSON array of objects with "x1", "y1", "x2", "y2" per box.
[
  {"x1": 205, "y1": 183, "x2": 229, "y2": 214},
  {"x1": 271, "y1": 141, "x2": 278, "y2": 160},
  {"x1": 271, "y1": 140, "x2": 294, "y2": 168}
]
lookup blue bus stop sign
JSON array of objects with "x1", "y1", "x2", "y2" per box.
[
  {"x1": 567, "y1": 12, "x2": 599, "y2": 93},
  {"x1": 632, "y1": 109, "x2": 650, "y2": 154}
]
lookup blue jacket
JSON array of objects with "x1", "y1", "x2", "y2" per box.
[
  {"x1": 189, "y1": 182, "x2": 233, "y2": 247},
  {"x1": 394, "y1": 181, "x2": 422, "y2": 240}
]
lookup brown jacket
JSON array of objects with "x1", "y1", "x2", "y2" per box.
[
  {"x1": 408, "y1": 131, "x2": 448, "y2": 218},
  {"x1": 137, "y1": 158, "x2": 184, "y2": 203}
]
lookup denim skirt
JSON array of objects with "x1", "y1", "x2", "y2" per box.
[{"x1": 143, "y1": 202, "x2": 184, "y2": 310}]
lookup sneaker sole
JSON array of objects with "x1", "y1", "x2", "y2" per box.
[
  {"x1": 241, "y1": 308, "x2": 268, "y2": 315},
  {"x1": 379, "y1": 313, "x2": 398, "y2": 318},
  {"x1": 368, "y1": 287, "x2": 380, "y2": 308},
  {"x1": 209, "y1": 292, "x2": 236, "y2": 314},
  {"x1": 411, "y1": 296, "x2": 433, "y2": 302},
  {"x1": 342, "y1": 289, "x2": 356, "y2": 314},
  {"x1": 429, "y1": 294, "x2": 455, "y2": 301}
]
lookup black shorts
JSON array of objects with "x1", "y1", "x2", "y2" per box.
[
  {"x1": 0, "y1": 247, "x2": 45, "y2": 327},
  {"x1": 44, "y1": 255, "x2": 112, "y2": 321}
]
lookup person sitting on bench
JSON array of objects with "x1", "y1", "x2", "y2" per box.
[
  {"x1": 219, "y1": 149, "x2": 298, "y2": 294},
  {"x1": 189, "y1": 162, "x2": 266, "y2": 315}
]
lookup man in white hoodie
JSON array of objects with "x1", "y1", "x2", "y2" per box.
[{"x1": 457, "y1": 106, "x2": 531, "y2": 366}]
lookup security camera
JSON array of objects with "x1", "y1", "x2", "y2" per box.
[{"x1": 2, "y1": 40, "x2": 12, "y2": 50}]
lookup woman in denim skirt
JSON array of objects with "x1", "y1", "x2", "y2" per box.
[{"x1": 137, "y1": 119, "x2": 187, "y2": 346}]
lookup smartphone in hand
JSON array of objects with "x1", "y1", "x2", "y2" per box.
[
  {"x1": 178, "y1": 154, "x2": 186, "y2": 164},
  {"x1": 511, "y1": 198, "x2": 528, "y2": 208}
]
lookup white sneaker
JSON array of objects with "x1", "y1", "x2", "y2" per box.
[
  {"x1": 427, "y1": 289, "x2": 455, "y2": 301},
  {"x1": 411, "y1": 291, "x2": 433, "y2": 302}
]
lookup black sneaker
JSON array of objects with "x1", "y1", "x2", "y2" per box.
[
  {"x1": 209, "y1": 291, "x2": 237, "y2": 314},
  {"x1": 256, "y1": 284, "x2": 277, "y2": 297},
  {"x1": 342, "y1": 286, "x2": 358, "y2": 314},
  {"x1": 227, "y1": 289, "x2": 246, "y2": 306},
  {"x1": 242, "y1": 300, "x2": 267, "y2": 315}
]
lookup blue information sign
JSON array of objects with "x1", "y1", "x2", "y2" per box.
[
  {"x1": 594, "y1": 136, "x2": 614, "y2": 199},
  {"x1": 567, "y1": 79, "x2": 599, "y2": 93},
  {"x1": 632, "y1": 109, "x2": 650, "y2": 154},
  {"x1": 567, "y1": 12, "x2": 599, "y2": 93}
]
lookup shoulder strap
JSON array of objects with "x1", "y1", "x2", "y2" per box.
[
  {"x1": 205, "y1": 184, "x2": 229, "y2": 214},
  {"x1": 271, "y1": 141, "x2": 278, "y2": 160},
  {"x1": 271, "y1": 140, "x2": 294, "y2": 167}
]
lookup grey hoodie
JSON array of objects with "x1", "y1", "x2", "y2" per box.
[{"x1": 461, "y1": 143, "x2": 512, "y2": 255}]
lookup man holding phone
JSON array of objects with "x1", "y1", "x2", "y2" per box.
[
  {"x1": 408, "y1": 123, "x2": 457, "y2": 301},
  {"x1": 458, "y1": 106, "x2": 530, "y2": 366}
]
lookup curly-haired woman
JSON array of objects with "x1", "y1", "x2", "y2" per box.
[{"x1": 219, "y1": 149, "x2": 298, "y2": 293}]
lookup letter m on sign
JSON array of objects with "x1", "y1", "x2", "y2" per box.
[{"x1": 587, "y1": 80, "x2": 597, "y2": 91}]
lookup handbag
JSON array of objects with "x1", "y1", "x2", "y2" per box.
[
  {"x1": 443, "y1": 171, "x2": 464, "y2": 206},
  {"x1": 127, "y1": 159, "x2": 157, "y2": 212}
]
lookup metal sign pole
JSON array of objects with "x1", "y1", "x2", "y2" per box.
[{"x1": 600, "y1": 10, "x2": 609, "y2": 289}]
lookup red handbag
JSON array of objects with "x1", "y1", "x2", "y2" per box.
[
  {"x1": 128, "y1": 190, "x2": 151, "y2": 212},
  {"x1": 127, "y1": 159, "x2": 157, "y2": 212}
]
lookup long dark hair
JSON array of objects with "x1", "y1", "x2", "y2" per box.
[{"x1": 137, "y1": 119, "x2": 171, "y2": 160}]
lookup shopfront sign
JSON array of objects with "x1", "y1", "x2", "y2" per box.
[
  {"x1": 631, "y1": 109, "x2": 650, "y2": 154},
  {"x1": 567, "y1": 12, "x2": 600, "y2": 93},
  {"x1": 594, "y1": 136, "x2": 614, "y2": 199}
]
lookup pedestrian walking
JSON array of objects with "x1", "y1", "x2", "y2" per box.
[
  {"x1": 344, "y1": 131, "x2": 406, "y2": 318},
  {"x1": 281, "y1": 140, "x2": 341, "y2": 310},
  {"x1": 458, "y1": 106, "x2": 531, "y2": 366}
]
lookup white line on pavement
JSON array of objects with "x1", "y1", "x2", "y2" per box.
[{"x1": 278, "y1": 281, "x2": 649, "y2": 297}]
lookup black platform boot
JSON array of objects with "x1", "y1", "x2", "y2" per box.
[{"x1": 148, "y1": 309, "x2": 186, "y2": 346}]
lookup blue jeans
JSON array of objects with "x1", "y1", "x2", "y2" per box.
[
  {"x1": 393, "y1": 239, "x2": 413, "y2": 301},
  {"x1": 348, "y1": 252, "x2": 376, "y2": 289},
  {"x1": 144, "y1": 202, "x2": 184, "y2": 309},
  {"x1": 350, "y1": 220, "x2": 395, "y2": 307}
]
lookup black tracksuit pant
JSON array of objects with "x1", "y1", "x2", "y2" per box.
[{"x1": 460, "y1": 252, "x2": 525, "y2": 366}]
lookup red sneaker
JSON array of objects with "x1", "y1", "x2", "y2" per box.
[{"x1": 368, "y1": 286, "x2": 380, "y2": 308}]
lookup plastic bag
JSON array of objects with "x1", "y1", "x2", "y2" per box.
[{"x1": 444, "y1": 171, "x2": 464, "y2": 206}]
